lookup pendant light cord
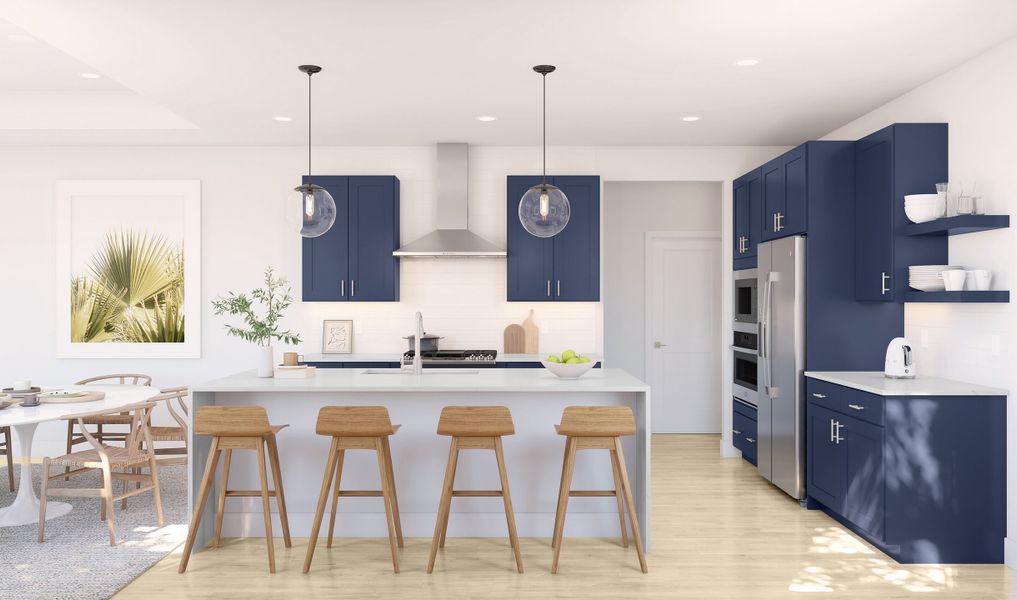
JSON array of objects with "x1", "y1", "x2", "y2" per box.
[
  {"x1": 307, "y1": 72, "x2": 312, "y2": 179},
  {"x1": 541, "y1": 72, "x2": 547, "y2": 185}
]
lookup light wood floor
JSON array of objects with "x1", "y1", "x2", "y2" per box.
[{"x1": 117, "y1": 435, "x2": 1014, "y2": 599}]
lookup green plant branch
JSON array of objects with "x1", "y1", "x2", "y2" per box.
[{"x1": 212, "y1": 266, "x2": 302, "y2": 347}]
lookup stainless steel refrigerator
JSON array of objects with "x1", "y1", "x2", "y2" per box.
[{"x1": 756, "y1": 235, "x2": 806, "y2": 500}]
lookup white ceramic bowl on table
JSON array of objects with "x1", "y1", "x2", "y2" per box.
[{"x1": 541, "y1": 356, "x2": 599, "y2": 379}]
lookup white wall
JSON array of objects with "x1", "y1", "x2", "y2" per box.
[
  {"x1": 0, "y1": 144, "x2": 785, "y2": 456},
  {"x1": 822, "y1": 36, "x2": 1017, "y2": 565},
  {"x1": 603, "y1": 181, "x2": 722, "y2": 381}
]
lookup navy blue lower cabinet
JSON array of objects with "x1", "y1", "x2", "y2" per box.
[
  {"x1": 806, "y1": 377, "x2": 1005, "y2": 563},
  {"x1": 731, "y1": 399, "x2": 758, "y2": 466}
]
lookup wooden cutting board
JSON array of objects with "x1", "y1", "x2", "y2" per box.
[
  {"x1": 522, "y1": 309, "x2": 539, "y2": 354},
  {"x1": 504, "y1": 324, "x2": 526, "y2": 354}
]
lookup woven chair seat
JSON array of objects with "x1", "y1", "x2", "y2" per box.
[
  {"x1": 149, "y1": 426, "x2": 185, "y2": 442},
  {"x1": 49, "y1": 446, "x2": 153, "y2": 469},
  {"x1": 79, "y1": 414, "x2": 133, "y2": 425}
]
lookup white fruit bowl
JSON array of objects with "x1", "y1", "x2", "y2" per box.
[{"x1": 541, "y1": 357, "x2": 599, "y2": 379}]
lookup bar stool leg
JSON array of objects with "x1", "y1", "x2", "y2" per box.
[
  {"x1": 179, "y1": 438, "x2": 220, "y2": 573},
  {"x1": 375, "y1": 438, "x2": 400, "y2": 573},
  {"x1": 552, "y1": 436, "x2": 573, "y2": 549},
  {"x1": 494, "y1": 437, "x2": 524, "y2": 574},
  {"x1": 213, "y1": 449, "x2": 232, "y2": 548},
  {"x1": 255, "y1": 439, "x2": 276, "y2": 574},
  {"x1": 382, "y1": 436, "x2": 404, "y2": 548},
  {"x1": 267, "y1": 435, "x2": 292, "y2": 548},
  {"x1": 303, "y1": 438, "x2": 339, "y2": 574},
  {"x1": 613, "y1": 437, "x2": 648, "y2": 573},
  {"x1": 326, "y1": 448, "x2": 345, "y2": 548},
  {"x1": 610, "y1": 447, "x2": 629, "y2": 548},
  {"x1": 427, "y1": 437, "x2": 460, "y2": 573},
  {"x1": 551, "y1": 436, "x2": 578, "y2": 574},
  {"x1": 438, "y1": 442, "x2": 460, "y2": 549}
]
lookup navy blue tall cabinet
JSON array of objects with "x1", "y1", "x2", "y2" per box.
[
  {"x1": 732, "y1": 168, "x2": 761, "y2": 271},
  {"x1": 506, "y1": 175, "x2": 600, "y2": 302},
  {"x1": 302, "y1": 175, "x2": 400, "y2": 302}
]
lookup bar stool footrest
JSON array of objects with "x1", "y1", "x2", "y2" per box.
[{"x1": 451, "y1": 490, "x2": 503, "y2": 497}]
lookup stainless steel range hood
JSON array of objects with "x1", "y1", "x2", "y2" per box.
[{"x1": 393, "y1": 143, "x2": 506, "y2": 258}]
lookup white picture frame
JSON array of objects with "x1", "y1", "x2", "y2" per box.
[
  {"x1": 55, "y1": 180, "x2": 201, "y2": 358},
  {"x1": 322, "y1": 320, "x2": 353, "y2": 354}
]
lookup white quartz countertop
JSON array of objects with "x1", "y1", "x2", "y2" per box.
[
  {"x1": 301, "y1": 353, "x2": 548, "y2": 363},
  {"x1": 805, "y1": 371, "x2": 1008, "y2": 397},
  {"x1": 193, "y1": 367, "x2": 647, "y2": 393}
]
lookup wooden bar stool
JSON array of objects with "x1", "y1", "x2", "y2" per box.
[
  {"x1": 427, "y1": 406, "x2": 523, "y2": 574},
  {"x1": 303, "y1": 406, "x2": 403, "y2": 574},
  {"x1": 178, "y1": 406, "x2": 292, "y2": 574},
  {"x1": 551, "y1": 406, "x2": 647, "y2": 574}
]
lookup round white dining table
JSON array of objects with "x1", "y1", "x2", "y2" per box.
[{"x1": 0, "y1": 384, "x2": 158, "y2": 527}]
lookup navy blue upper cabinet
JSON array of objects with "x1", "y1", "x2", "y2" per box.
[
  {"x1": 761, "y1": 145, "x2": 808, "y2": 241},
  {"x1": 507, "y1": 175, "x2": 600, "y2": 302},
  {"x1": 302, "y1": 175, "x2": 400, "y2": 302},
  {"x1": 854, "y1": 124, "x2": 947, "y2": 301},
  {"x1": 732, "y1": 168, "x2": 761, "y2": 270}
]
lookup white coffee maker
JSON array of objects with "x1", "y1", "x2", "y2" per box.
[{"x1": 884, "y1": 337, "x2": 916, "y2": 379}]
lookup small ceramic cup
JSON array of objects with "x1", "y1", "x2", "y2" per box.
[
  {"x1": 283, "y1": 352, "x2": 300, "y2": 367},
  {"x1": 942, "y1": 270, "x2": 967, "y2": 291},
  {"x1": 21, "y1": 393, "x2": 40, "y2": 407},
  {"x1": 969, "y1": 269, "x2": 992, "y2": 291}
]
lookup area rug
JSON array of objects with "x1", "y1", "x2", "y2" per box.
[{"x1": 0, "y1": 464, "x2": 187, "y2": 600}]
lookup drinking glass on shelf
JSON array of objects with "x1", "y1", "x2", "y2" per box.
[
  {"x1": 972, "y1": 196, "x2": 985, "y2": 215},
  {"x1": 957, "y1": 195, "x2": 974, "y2": 215},
  {"x1": 936, "y1": 182, "x2": 951, "y2": 216}
]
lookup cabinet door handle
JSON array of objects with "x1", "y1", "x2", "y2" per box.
[
  {"x1": 812, "y1": 393, "x2": 827, "y2": 399},
  {"x1": 733, "y1": 429, "x2": 742, "y2": 435},
  {"x1": 830, "y1": 419, "x2": 835, "y2": 442},
  {"x1": 772, "y1": 213, "x2": 777, "y2": 232},
  {"x1": 746, "y1": 437, "x2": 756, "y2": 443},
  {"x1": 834, "y1": 420, "x2": 844, "y2": 444},
  {"x1": 351, "y1": 279, "x2": 356, "y2": 298},
  {"x1": 557, "y1": 280, "x2": 561, "y2": 297},
  {"x1": 777, "y1": 212, "x2": 784, "y2": 231},
  {"x1": 847, "y1": 404, "x2": 864, "y2": 411},
  {"x1": 881, "y1": 272, "x2": 890, "y2": 295},
  {"x1": 547, "y1": 279, "x2": 551, "y2": 297},
  {"x1": 341, "y1": 280, "x2": 345, "y2": 297}
]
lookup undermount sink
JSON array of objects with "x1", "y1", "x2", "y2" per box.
[{"x1": 361, "y1": 368, "x2": 480, "y2": 375}]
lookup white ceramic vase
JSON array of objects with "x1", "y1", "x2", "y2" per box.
[{"x1": 257, "y1": 345, "x2": 275, "y2": 378}]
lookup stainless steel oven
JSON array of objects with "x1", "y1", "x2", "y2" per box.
[
  {"x1": 734, "y1": 269, "x2": 757, "y2": 324},
  {"x1": 732, "y1": 330, "x2": 758, "y2": 406}
]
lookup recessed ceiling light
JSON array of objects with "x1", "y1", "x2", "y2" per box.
[
  {"x1": 273, "y1": 116, "x2": 293, "y2": 122},
  {"x1": 7, "y1": 33, "x2": 36, "y2": 44},
  {"x1": 80, "y1": 72, "x2": 102, "y2": 79},
  {"x1": 476, "y1": 115, "x2": 497, "y2": 122},
  {"x1": 682, "y1": 116, "x2": 700, "y2": 122},
  {"x1": 735, "y1": 58, "x2": 760, "y2": 67}
]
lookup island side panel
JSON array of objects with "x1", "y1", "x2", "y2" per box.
[
  {"x1": 189, "y1": 390, "x2": 216, "y2": 551},
  {"x1": 201, "y1": 389, "x2": 647, "y2": 545}
]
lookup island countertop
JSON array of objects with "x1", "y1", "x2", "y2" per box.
[{"x1": 192, "y1": 367, "x2": 649, "y2": 394}]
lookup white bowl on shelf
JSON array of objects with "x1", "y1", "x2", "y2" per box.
[
  {"x1": 541, "y1": 356, "x2": 599, "y2": 380},
  {"x1": 903, "y1": 194, "x2": 945, "y2": 223}
]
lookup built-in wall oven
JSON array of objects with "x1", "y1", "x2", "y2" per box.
[
  {"x1": 732, "y1": 329, "x2": 758, "y2": 407},
  {"x1": 734, "y1": 269, "x2": 757, "y2": 324}
]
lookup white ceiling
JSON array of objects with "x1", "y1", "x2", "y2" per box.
[{"x1": 2, "y1": 0, "x2": 1016, "y2": 146}]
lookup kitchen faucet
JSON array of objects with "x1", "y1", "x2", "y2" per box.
[{"x1": 413, "y1": 311, "x2": 423, "y2": 375}]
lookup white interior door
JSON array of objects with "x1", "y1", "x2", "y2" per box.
[{"x1": 646, "y1": 234, "x2": 721, "y2": 433}]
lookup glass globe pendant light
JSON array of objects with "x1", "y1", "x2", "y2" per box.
[
  {"x1": 293, "y1": 65, "x2": 336, "y2": 238},
  {"x1": 518, "y1": 65, "x2": 570, "y2": 238}
]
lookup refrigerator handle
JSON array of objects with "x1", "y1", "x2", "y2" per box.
[{"x1": 763, "y1": 272, "x2": 779, "y2": 398}]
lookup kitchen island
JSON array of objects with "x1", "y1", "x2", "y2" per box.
[{"x1": 188, "y1": 368, "x2": 650, "y2": 551}]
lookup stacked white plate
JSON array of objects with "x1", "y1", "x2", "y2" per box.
[
  {"x1": 904, "y1": 193, "x2": 946, "y2": 223},
  {"x1": 909, "y1": 265, "x2": 963, "y2": 291}
]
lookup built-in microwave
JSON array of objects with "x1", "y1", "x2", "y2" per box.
[
  {"x1": 732, "y1": 330, "x2": 758, "y2": 406},
  {"x1": 733, "y1": 269, "x2": 757, "y2": 324}
]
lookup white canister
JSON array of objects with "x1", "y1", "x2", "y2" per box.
[{"x1": 257, "y1": 345, "x2": 275, "y2": 378}]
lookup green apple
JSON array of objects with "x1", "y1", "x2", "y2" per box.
[
  {"x1": 546, "y1": 355, "x2": 561, "y2": 363},
  {"x1": 565, "y1": 357, "x2": 581, "y2": 364},
  {"x1": 577, "y1": 356, "x2": 591, "y2": 363},
  {"x1": 561, "y1": 349, "x2": 577, "y2": 361}
]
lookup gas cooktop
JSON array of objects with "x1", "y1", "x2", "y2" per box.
[{"x1": 401, "y1": 349, "x2": 498, "y2": 367}]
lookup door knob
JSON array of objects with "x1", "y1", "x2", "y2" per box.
[{"x1": 654, "y1": 341, "x2": 668, "y2": 348}]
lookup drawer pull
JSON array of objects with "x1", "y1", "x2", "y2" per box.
[
  {"x1": 746, "y1": 437, "x2": 756, "y2": 443},
  {"x1": 733, "y1": 429, "x2": 742, "y2": 435},
  {"x1": 812, "y1": 393, "x2": 827, "y2": 399},
  {"x1": 847, "y1": 404, "x2": 865, "y2": 411}
]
